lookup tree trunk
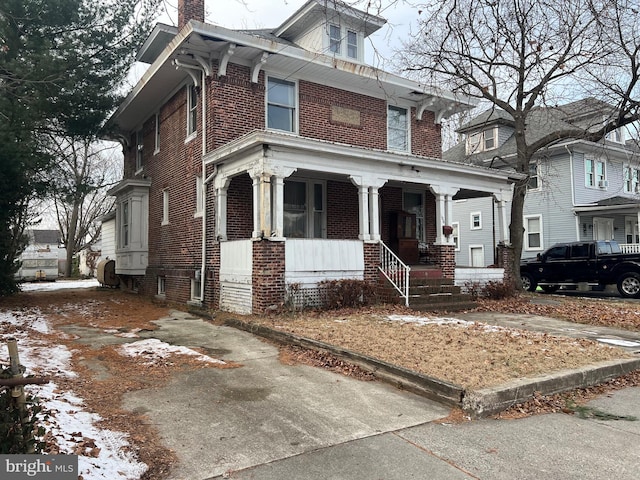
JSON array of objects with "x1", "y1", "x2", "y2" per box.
[
  {"x1": 508, "y1": 181, "x2": 527, "y2": 290},
  {"x1": 64, "y1": 204, "x2": 79, "y2": 277}
]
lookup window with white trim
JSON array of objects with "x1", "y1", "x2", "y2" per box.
[
  {"x1": 191, "y1": 276, "x2": 202, "y2": 301},
  {"x1": 585, "y1": 158, "x2": 606, "y2": 188},
  {"x1": 154, "y1": 113, "x2": 160, "y2": 153},
  {"x1": 466, "y1": 127, "x2": 498, "y2": 154},
  {"x1": 162, "y1": 189, "x2": 169, "y2": 225},
  {"x1": 346, "y1": 30, "x2": 358, "y2": 59},
  {"x1": 267, "y1": 77, "x2": 297, "y2": 133},
  {"x1": 195, "y1": 175, "x2": 203, "y2": 216},
  {"x1": 283, "y1": 180, "x2": 326, "y2": 238},
  {"x1": 187, "y1": 84, "x2": 197, "y2": 137},
  {"x1": 470, "y1": 212, "x2": 482, "y2": 230},
  {"x1": 452, "y1": 222, "x2": 460, "y2": 251},
  {"x1": 329, "y1": 24, "x2": 341, "y2": 53},
  {"x1": 525, "y1": 215, "x2": 543, "y2": 250},
  {"x1": 120, "y1": 200, "x2": 129, "y2": 248},
  {"x1": 624, "y1": 165, "x2": 640, "y2": 193},
  {"x1": 388, "y1": 105, "x2": 409, "y2": 152},
  {"x1": 157, "y1": 276, "x2": 166, "y2": 296},
  {"x1": 135, "y1": 130, "x2": 143, "y2": 172},
  {"x1": 606, "y1": 127, "x2": 624, "y2": 143},
  {"x1": 528, "y1": 163, "x2": 539, "y2": 190}
]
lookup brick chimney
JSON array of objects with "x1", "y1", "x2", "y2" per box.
[{"x1": 178, "y1": 0, "x2": 205, "y2": 29}]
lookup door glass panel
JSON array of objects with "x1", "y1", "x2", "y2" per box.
[
  {"x1": 403, "y1": 192, "x2": 424, "y2": 242},
  {"x1": 284, "y1": 181, "x2": 306, "y2": 237}
]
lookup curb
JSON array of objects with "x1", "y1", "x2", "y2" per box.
[{"x1": 223, "y1": 319, "x2": 640, "y2": 418}]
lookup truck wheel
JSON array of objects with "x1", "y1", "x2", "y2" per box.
[
  {"x1": 617, "y1": 272, "x2": 640, "y2": 298},
  {"x1": 541, "y1": 285, "x2": 559, "y2": 293},
  {"x1": 521, "y1": 273, "x2": 537, "y2": 292}
]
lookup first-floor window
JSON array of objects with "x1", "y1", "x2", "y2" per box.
[
  {"x1": 120, "y1": 200, "x2": 129, "y2": 248},
  {"x1": 162, "y1": 189, "x2": 169, "y2": 225},
  {"x1": 283, "y1": 180, "x2": 326, "y2": 238},
  {"x1": 191, "y1": 276, "x2": 201, "y2": 301},
  {"x1": 525, "y1": 215, "x2": 542, "y2": 250},
  {"x1": 195, "y1": 176, "x2": 203, "y2": 216},
  {"x1": 157, "y1": 276, "x2": 166, "y2": 296},
  {"x1": 452, "y1": 222, "x2": 460, "y2": 251}
]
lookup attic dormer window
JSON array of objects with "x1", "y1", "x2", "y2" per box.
[
  {"x1": 466, "y1": 127, "x2": 498, "y2": 154},
  {"x1": 326, "y1": 24, "x2": 360, "y2": 60}
]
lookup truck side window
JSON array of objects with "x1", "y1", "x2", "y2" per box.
[
  {"x1": 571, "y1": 244, "x2": 589, "y2": 258},
  {"x1": 546, "y1": 246, "x2": 567, "y2": 259},
  {"x1": 597, "y1": 242, "x2": 612, "y2": 255}
]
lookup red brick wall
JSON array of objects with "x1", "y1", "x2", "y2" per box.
[
  {"x1": 178, "y1": 0, "x2": 204, "y2": 29},
  {"x1": 227, "y1": 174, "x2": 253, "y2": 239},
  {"x1": 380, "y1": 186, "x2": 403, "y2": 244},
  {"x1": 431, "y1": 244, "x2": 455, "y2": 279},
  {"x1": 327, "y1": 180, "x2": 359, "y2": 239},
  {"x1": 252, "y1": 240, "x2": 285, "y2": 312}
]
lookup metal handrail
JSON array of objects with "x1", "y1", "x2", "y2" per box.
[{"x1": 378, "y1": 241, "x2": 410, "y2": 307}]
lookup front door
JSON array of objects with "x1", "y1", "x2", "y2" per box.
[
  {"x1": 470, "y1": 246, "x2": 484, "y2": 267},
  {"x1": 593, "y1": 217, "x2": 614, "y2": 241},
  {"x1": 403, "y1": 192, "x2": 425, "y2": 243}
]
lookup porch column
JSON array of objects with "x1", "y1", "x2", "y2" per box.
[
  {"x1": 249, "y1": 171, "x2": 262, "y2": 238},
  {"x1": 271, "y1": 166, "x2": 297, "y2": 239},
  {"x1": 214, "y1": 175, "x2": 231, "y2": 241},
  {"x1": 429, "y1": 185, "x2": 459, "y2": 245},
  {"x1": 259, "y1": 173, "x2": 272, "y2": 237},
  {"x1": 368, "y1": 180, "x2": 387, "y2": 241},
  {"x1": 494, "y1": 192, "x2": 511, "y2": 244},
  {"x1": 350, "y1": 176, "x2": 370, "y2": 241}
]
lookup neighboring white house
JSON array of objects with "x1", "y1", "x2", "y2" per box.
[
  {"x1": 445, "y1": 98, "x2": 640, "y2": 266},
  {"x1": 17, "y1": 230, "x2": 66, "y2": 281}
]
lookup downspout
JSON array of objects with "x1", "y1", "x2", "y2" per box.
[
  {"x1": 173, "y1": 58, "x2": 209, "y2": 303},
  {"x1": 565, "y1": 145, "x2": 579, "y2": 241}
]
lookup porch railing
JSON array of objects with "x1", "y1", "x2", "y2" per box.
[
  {"x1": 620, "y1": 243, "x2": 640, "y2": 254},
  {"x1": 379, "y1": 241, "x2": 410, "y2": 307}
]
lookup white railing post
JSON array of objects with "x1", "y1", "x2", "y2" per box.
[
  {"x1": 620, "y1": 243, "x2": 640, "y2": 254},
  {"x1": 378, "y1": 241, "x2": 410, "y2": 307}
]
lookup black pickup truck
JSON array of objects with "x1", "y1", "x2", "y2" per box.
[{"x1": 520, "y1": 240, "x2": 640, "y2": 298}]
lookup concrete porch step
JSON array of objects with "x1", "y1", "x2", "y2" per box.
[{"x1": 409, "y1": 300, "x2": 478, "y2": 312}]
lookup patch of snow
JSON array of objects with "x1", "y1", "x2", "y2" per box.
[
  {"x1": 20, "y1": 278, "x2": 100, "y2": 292},
  {"x1": 119, "y1": 338, "x2": 225, "y2": 365},
  {"x1": 597, "y1": 338, "x2": 640, "y2": 347}
]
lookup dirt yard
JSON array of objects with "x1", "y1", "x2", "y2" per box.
[{"x1": 2, "y1": 287, "x2": 640, "y2": 477}]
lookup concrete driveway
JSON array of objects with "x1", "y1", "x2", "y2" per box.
[{"x1": 121, "y1": 311, "x2": 451, "y2": 479}]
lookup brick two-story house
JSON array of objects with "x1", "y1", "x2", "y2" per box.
[
  {"x1": 446, "y1": 98, "x2": 640, "y2": 267},
  {"x1": 106, "y1": 0, "x2": 519, "y2": 313}
]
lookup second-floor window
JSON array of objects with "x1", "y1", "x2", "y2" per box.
[
  {"x1": 528, "y1": 163, "x2": 539, "y2": 190},
  {"x1": 329, "y1": 24, "x2": 341, "y2": 53},
  {"x1": 624, "y1": 166, "x2": 640, "y2": 193},
  {"x1": 585, "y1": 158, "x2": 606, "y2": 188},
  {"x1": 187, "y1": 84, "x2": 197, "y2": 137},
  {"x1": 388, "y1": 105, "x2": 408, "y2": 152},
  {"x1": 135, "y1": 130, "x2": 143, "y2": 171},
  {"x1": 154, "y1": 113, "x2": 160, "y2": 153},
  {"x1": 162, "y1": 189, "x2": 169, "y2": 225},
  {"x1": 267, "y1": 77, "x2": 296, "y2": 133}
]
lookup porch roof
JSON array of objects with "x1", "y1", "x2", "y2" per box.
[
  {"x1": 574, "y1": 196, "x2": 640, "y2": 214},
  {"x1": 204, "y1": 130, "x2": 523, "y2": 196}
]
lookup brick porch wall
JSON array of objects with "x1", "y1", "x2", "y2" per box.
[
  {"x1": 497, "y1": 243, "x2": 515, "y2": 287},
  {"x1": 431, "y1": 244, "x2": 455, "y2": 279},
  {"x1": 252, "y1": 240, "x2": 285, "y2": 312}
]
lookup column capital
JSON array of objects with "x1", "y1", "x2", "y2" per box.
[
  {"x1": 429, "y1": 184, "x2": 459, "y2": 197},
  {"x1": 349, "y1": 175, "x2": 387, "y2": 189}
]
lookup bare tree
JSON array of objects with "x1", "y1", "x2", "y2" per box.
[
  {"x1": 402, "y1": 0, "x2": 639, "y2": 286},
  {"x1": 47, "y1": 137, "x2": 120, "y2": 277}
]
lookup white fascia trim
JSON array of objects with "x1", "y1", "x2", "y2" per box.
[{"x1": 203, "y1": 130, "x2": 523, "y2": 186}]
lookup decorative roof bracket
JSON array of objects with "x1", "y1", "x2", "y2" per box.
[
  {"x1": 435, "y1": 105, "x2": 455, "y2": 124},
  {"x1": 251, "y1": 52, "x2": 270, "y2": 83},
  {"x1": 218, "y1": 43, "x2": 237, "y2": 77},
  {"x1": 416, "y1": 98, "x2": 437, "y2": 121}
]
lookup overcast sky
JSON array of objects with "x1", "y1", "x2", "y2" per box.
[{"x1": 150, "y1": 0, "x2": 418, "y2": 70}]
